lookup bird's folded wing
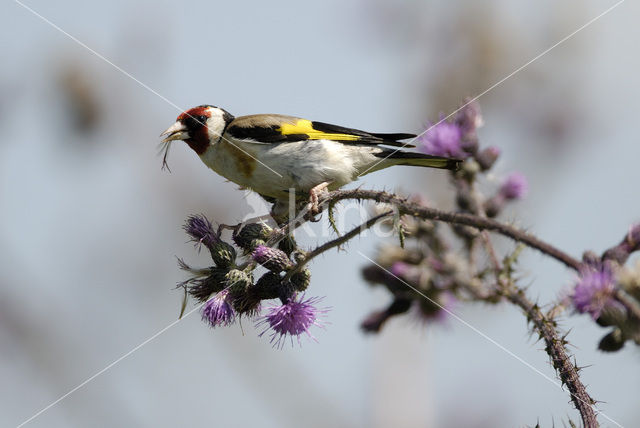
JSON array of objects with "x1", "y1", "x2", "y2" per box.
[{"x1": 226, "y1": 114, "x2": 416, "y2": 147}]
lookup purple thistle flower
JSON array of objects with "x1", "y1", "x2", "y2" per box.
[
  {"x1": 202, "y1": 289, "x2": 235, "y2": 327},
  {"x1": 499, "y1": 172, "x2": 528, "y2": 200},
  {"x1": 573, "y1": 264, "x2": 617, "y2": 319},
  {"x1": 454, "y1": 99, "x2": 483, "y2": 137},
  {"x1": 416, "y1": 291, "x2": 457, "y2": 323},
  {"x1": 257, "y1": 294, "x2": 328, "y2": 348},
  {"x1": 184, "y1": 214, "x2": 218, "y2": 249},
  {"x1": 390, "y1": 261, "x2": 411, "y2": 278},
  {"x1": 252, "y1": 245, "x2": 292, "y2": 272},
  {"x1": 418, "y1": 119, "x2": 468, "y2": 158}
]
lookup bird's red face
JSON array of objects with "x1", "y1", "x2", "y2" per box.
[{"x1": 160, "y1": 105, "x2": 234, "y2": 170}]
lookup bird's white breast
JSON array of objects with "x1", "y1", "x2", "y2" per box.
[{"x1": 200, "y1": 137, "x2": 383, "y2": 200}]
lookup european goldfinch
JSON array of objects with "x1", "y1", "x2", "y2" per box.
[{"x1": 160, "y1": 105, "x2": 460, "y2": 218}]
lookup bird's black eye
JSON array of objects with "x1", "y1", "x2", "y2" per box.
[{"x1": 196, "y1": 115, "x2": 207, "y2": 123}]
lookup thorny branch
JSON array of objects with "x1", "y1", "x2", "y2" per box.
[
  {"x1": 282, "y1": 188, "x2": 599, "y2": 426},
  {"x1": 319, "y1": 189, "x2": 582, "y2": 271}
]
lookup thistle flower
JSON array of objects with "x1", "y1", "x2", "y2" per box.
[
  {"x1": 454, "y1": 98, "x2": 483, "y2": 138},
  {"x1": 573, "y1": 263, "x2": 618, "y2": 319},
  {"x1": 202, "y1": 289, "x2": 235, "y2": 327},
  {"x1": 252, "y1": 245, "x2": 292, "y2": 272},
  {"x1": 499, "y1": 172, "x2": 528, "y2": 200},
  {"x1": 416, "y1": 291, "x2": 457, "y2": 322},
  {"x1": 184, "y1": 214, "x2": 236, "y2": 267},
  {"x1": 418, "y1": 101, "x2": 482, "y2": 158},
  {"x1": 184, "y1": 214, "x2": 218, "y2": 249},
  {"x1": 390, "y1": 261, "x2": 411, "y2": 278},
  {"x1": 257, "y1": 294, "x2": 328, "y2": 348},
  {"x1": 418, "y1": 118, "x2": 467, "y2": 158}
]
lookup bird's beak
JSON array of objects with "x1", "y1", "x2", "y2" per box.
[{"x1": 160, "y1": 121, "x2": 189, "y2": 143}]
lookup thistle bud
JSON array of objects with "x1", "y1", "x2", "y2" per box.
[
  {"x1": 252, "y1": 245, "x2": 292, "y2": 272},
  {"x1": 455, "y1": 180, "x2": 477, "y2": 212},
  {"x1": 459, "y1": 135, "x2": 478, "y2": 156},
  {"x1": 499, "y1": 172, "x2": 528, "y2": 200},
  {"x1": 598, "y1": 328, "x2": 625, "y2": 352},
  {"x1": 278, "y1": 235, "x2": 297, "y2": 256},
  {"x1": 233, "y1": 223, "x2": 272, "y2": 250},
  {"x1": 475, "y1": 146, "x2": 500, "y2": 171},
  {"x1": 210, "y1": 241, "x2": 236, "y2": 268},
  {"x1": 291, "y1": 268, "x2": 311, "y2": 292},
  {"x1": 483, "y1": 196, "x2": 504, "y2": 218},
  {"x1": 225, "y1": 269, "x2": 253, "y2": 297},
  {"x1": 254, "y1": 271, "x2": 282, "y2": 300},
  {"x1": 231, "y1": 288, "x2": 262, "y2": 316},
  {"x1": 188, "y1": 267, "x2": 229, "y2": 302},
  {"x1": 627, "y1": 224, "x2": 640, "y2": 252},
  {"x1": 582, "y1": 251, "x2": 601, "y2": 267},
  {"x1": 602, "y1": 245, "x2": 629, "y2": 265}
]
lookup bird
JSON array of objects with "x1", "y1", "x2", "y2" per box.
[{"x1": 160, "y1": 105, "x2": 461, "y2": 222}]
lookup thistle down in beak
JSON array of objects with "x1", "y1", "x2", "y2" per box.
[
  {"x1": 159, "y1": 121, "x2": 190, "y2": 171},
  {"x1": 160, "y1": 121, "x2": 189, "y2": 142}
]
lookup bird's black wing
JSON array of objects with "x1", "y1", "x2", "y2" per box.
[{"x1": 226, "y1": 115, "x2": 416, "y2": 147}]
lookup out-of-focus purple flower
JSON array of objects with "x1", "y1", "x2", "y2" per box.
[
  {"x1": 252, "y1": 245, "x2": 292, "y2": 272},
  {"x1": 419, "y1": 101, "x2": 483, "y2": 159},
  {"x1": 416, "y1": 291, "x2": 457, "y2": 322},
  {"x1": 390, "y1": 261, "x2": 411, "y2": 278},
  {"x1": 184, "y1": 214, "x2": 218, "y2": 249},
  {"x1": 499, "y1": 172, "x2": 528, "y2": 200},
  {"x1": 573, "y1": 264, "x2": 617, "y2": 319},
  {"x1": 202, "y1": 289, "x2": 235, "y2": 327},
  {"x1": 257, "y1": 294, "x2": 328, "y2": 348},
  {"x1": 454, "y1": 99, "x2": 483, "y2": 137},
  {"x1": 418, "y1": 119, "x2": 468, "y2": 158}
]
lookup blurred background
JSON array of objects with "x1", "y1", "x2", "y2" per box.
[{"x1": 2, "y1": 0, "x2": 638, "y2": 426}]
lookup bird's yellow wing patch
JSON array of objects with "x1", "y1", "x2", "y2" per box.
[{"x1": 279, "y1": 119, "x2": 361, "y2": 141}]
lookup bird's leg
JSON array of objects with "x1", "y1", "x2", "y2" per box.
[{"x1": 305, "y1": 182, "x2": 330, "y2": 221}]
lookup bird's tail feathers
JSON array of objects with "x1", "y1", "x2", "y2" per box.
[{"x1": 376, "y1": 151, "x2": 461, "y2": 171}]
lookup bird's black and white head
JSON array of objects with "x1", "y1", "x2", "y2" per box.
[{"x1": 159, "y1": 105, "x2": 234, "y2": 170}]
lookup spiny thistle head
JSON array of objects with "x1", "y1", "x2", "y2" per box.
[
  {"x1": 573, "y1": 263, "x2": 618, "y2": 320},
  {"x1": 257, "y1": 294, "x2": 328, "y2": 348},
  {"x1": 233, "y1": 223, "x2": 272, "y2": 251},
  {"x1": 419, "y1": 119, "x2": 467, "y2": 158},
  {"x1": 418, "y1": 100, "x2": 482, "y2": 159},
  {"x1": 187, "y1": 267, "x2": 229, "y2": 302},
  {"x1": 627, "y1": 224, "x2": 640, "y2": 251},
  {"x1": 202, "y1": 290, "x2": 235, "y2": 327},
  {"x1": 500, "y1": 172, "x2": 529, "y2": 200},
  {"x1": 254, "y1": 271, "x2": 283, "y2": 300},
  {"x1": 252, "y1": 245, "x2": 292, "y2": 272},
  {"x1": 475, "y1": 146, "x2": 501, "y2": 170},
  {"x1": 290, "y1": 268, "x2": 311, "y2": 292},
  {"x1": 184, "y1": 214, "x2": 218, "y2": 249},
  {"x1": 225, "y1": 269, "x2": 253, "y2": 296}
]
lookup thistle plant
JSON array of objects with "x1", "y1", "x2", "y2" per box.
[{"x1": 174, "y1": 100, "x2": 639, "y2": 427}]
